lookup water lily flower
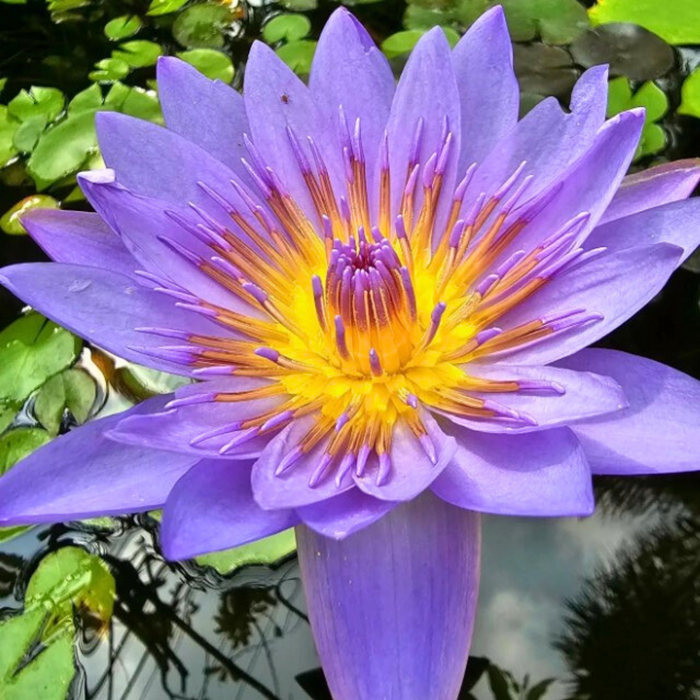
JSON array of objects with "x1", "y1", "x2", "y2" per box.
[{"x1": 1, "y1": 6, "x2": 700, "y2": 698}]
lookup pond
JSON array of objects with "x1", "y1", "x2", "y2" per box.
[{"x1": 1, "y1": 1, "x2": 700, "y2": 699}]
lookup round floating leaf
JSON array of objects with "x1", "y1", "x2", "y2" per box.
[
  {"x1": 12, "y1": 115, "x2": 48, "y2": 154},
  {"x1": 34, "y1": 368, "x2": 97, "y2": 436},
  {"x1": 0, "y1": 427, "x2": 51, "y2": 475},
  {"x1": 0, "y1": 314, "x2": 81, "y2": 405},
  {"x1": 678, "y1": 68, "x2": 700, "y2": 118},
  {"x1": 500, "y1": 0, "x2": 590, "y2": 44},
  {"x1": 280, "y1": 0, "x2": 317, "y2": 10},
  {"x1": 571, "y1": 23, "x2": 674, "y2": 81},
  {"x1": 104, "y1": 14, "x2": 143, "y2": 41},
  {"x1": 381, "y1": 29, "x2": 425, "y2": 59},
  {"x1": 196, "y1": 529, "x2": 297, "y2": 574},
  {"x1": 119, "y1": 86, "x2": 163, "y2": 123},
  {"x1": 262, "y1": 13, "x2": 312, "y2": 43},
  {"x1": 514, "y1": 43, "x2": 578, "y2": 98},
  {"x1": 0, "y1": 107, "x2": 20, "y2": 168},
  {"x1": 112, "y1": 40, "x2": 163, "y2": 68},
  {"x1": 8, "y1": 87, "x2": 65, "y2": 124},
  {"x1": 177, "y1": 48, "x2": 235, "y2": 83},
  {"x1": 89, "y1": 57, "x2": 130, "y2": 82},
  {"x1": 589, "y1": 0, "x2": 700, "y2": 45},
  {"x1": 27, "y1": 109, "x2": 99, "y2": 189},
  {"x1": 68, "y1": 84, "x2": 104, "y2": 113},
  {"x1": 147, "y1": 0, "x2": 189, "y2": 15},
  {"x1": 172, "y1": 4, "x2": 234, "y2": 49},
  {"x1": 0, "y1": 402, "x2": 18, "y2": 433},
  {"x1": 276, "y1": 39, "x2": 317, "y2": 75},
  {"x1": 0, "y1": 194, "x2": 59, "y2": 235}
]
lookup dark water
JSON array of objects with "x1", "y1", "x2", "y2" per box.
[{"x1": 1, "y1": 2, "x2": 700, "y2": 699}]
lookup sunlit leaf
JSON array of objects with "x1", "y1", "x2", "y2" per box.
[
  {"x1": 104, "y1": 15, "x2": 143, "y2": 41},
  {"x1": 262, "y1": 13, "x2": 312, "y2": 43},
  {"x1": 589, "y1": 0, "x2": 700, "y2": 44},
  {"x1": 89, "y1": 57, "x2": 131, "y2": 83},
  {"x1": 0, "y1": 427, "x2": 51, "y2": 475},
  {"x1": 500, "y1": 0, "x2": 589, "y2": 44},
  {"x1": 172, "y1": 4, "x2": 234, "y2": 48},
  {"x1": 0, "y1": 106, "x2": 21, "y2": 168},
  {"x1": 7, "y1": 87, "x2": 65, "y2": 123},
  {"x1": 0, "y1": 314, "x2": 81, "y2": 405},
  {"x1": 147, "y1": 0, "x2": 189, "y2": 15},
  {"x1": 382, "y1": 29, "x2": 425, "y2": 58},
  {"x1": 112, "y1": 40, "x2": 163, "y2": 68},
  {"x1": 0, "y1": 195, "x2": 59, "y2": 235},
  {"x1": 177, "y1": 48, "x2": 235, "y2": 83},
  {"x1": 12, "y1": 115, "x2": 48, "y2": 154},
  {"x1": 119, "y1": 86, "x2": 163, "y2": 123},
  {"x1": 68, "y1": 84, "x2": 103, "y2": 113},
  {"x1": 276, "y1": 40, "x2": 317, "y2": 75},
  {"x1": 34, "y1": 368, "x2": 97, "y2": 436},
  {"x1": 196, "y1": 529, "x2": 297, "y2": 574},
  {"x1": 678, "y1": 68, "x2": 700, "y2": 119}
]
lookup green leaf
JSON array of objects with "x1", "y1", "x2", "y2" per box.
[
  {"x1": 104, "y1": 14, "x2": 143, "y2": 41},
  {"x1": 678, "y1": 68, "x2": 700, "y2": 119},
  {"x1": 27, "y1": 109, "x2": 98, "y2": 189},
  {"x1": 0, "y1": 78, "x2": 6, "y2": 96},
  {"x1": 34, "y1": 369, "x2": 96, "y2": 436},
  {"x1": 172, "y1": 4, "x2": 233, "y2": 49},
  {"x1": 26, "y1": 547, "x2": 115, "y2": 631},
  {"x1": 118, "y1": 363, "x2": 191, "y2": 401},
  {"x1": 262, "y1": 13, "x2": 312, "y2": 43},
  {"x1": 487, "y1": 665, "x2": 515, "y2": 700},
  {"x1": 147, "y1": 0, "x2": 189, "y2": 15},
  {"x1": 119, "y1": 87, "x2": 163, "y2": 123},
  {"x1": 177, "y1": 48, "x2": 235, "y2": 83},
  {"x1": 0, "y1": 314, "x2": 81, "y2": 405},
  {"x1": 0, "y1": 427, "x2": 51, "y2": 475},
  {"x1": 589, "y1": 0, "x2": 700, "y2": 45},
  {"x1": 7, "y1": 87, "x2": 65, "y2": 123},
  {"x1": 196, "y1": 529, "x2": 297, "y2": 574},
  {"x1": 381, "y1": 29, "x2": 425, "y2": 59},
  {"x1": 0, "y1": 195, "x2": 59, "y2": 235},
  {"x1": 276, "y1": 40, "x2": 317, "y2": 75},
  {"x1": 0, "y1": 106, "x2": 21, "y2": 168},
  {"x1": 112, "y1": 40, "x2": 163, "y2": 68},
  {"x1": 0, "y1": 402, "x2": 18, "y2": 433},
  {"x1": 527, "y1": 678, "x2": 556, "y2": 700},
  {"x1": 633, "y1": 81, "x2": 668, "y2": 122},
  {"x1": 0, "y1": 609, "x2": 75, "y2": 700},
  {"x1": 0, "y1": 525, "x2": 27, "y2": 544},
  {"x1": 68, "y1": 84, "x2": 103, "y2": 114},
  {"x1": 500, "y1": 0, "x2": 589, "y2": 44},
  {"x1": 280, "y1": 0, "x2": 316, "y2": 10},
  {"x1": 12, "y1": 115, "x2": 49, "y2": 154},
  {"x1": 89, "y1": 57, "x2": 130, "y2": 83}
]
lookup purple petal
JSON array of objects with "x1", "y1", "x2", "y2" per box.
[
  {"x1": 157, "y1": 57, "x2": 250, "y2": 178},
  {"x1": 0, "y1": 262, "x2": 226, "y2": 374},
  {"x1": 432, "y1": 427, "x2": 594, "y2": 516},
  {"x1": 21, "y1": 209, "x2": 136, "y2": 277},
  {"x1": 557, "y1": 348, "x2": 700, "y2": 475},
  {"x1": 251, "y1": 417, "x2": 355, "y2": 509},
  {"x1": 107, "y1": 377, "x2": 282, "y2": 459},
  {"x1": 310, "y1": 8, "x2": 394, "y2": 217},
  {"x1": 354, "y1": 410, "x2": 457, "y2": 500},
  {"x1": 160, "y1": 458, "x2": 298, "y2": 560},
  {"x1": 297, "y1": 493, "x2": 480, "y2": 700},
  {"x1": 586, "y1": 198, "x2": 700, "y2": 266},
  {"x1": 0, "y1": 397, "x2": 198, "y2": 525},
  {"x1": 440, "y1": 363, "x2": 627, "y2": 433},
  {"x1": 452, "y1": 6, "x2": 519, "y2": 169},
  {"x1": 600, "y1": 159, "x2": 700, "y2": 225},
  {"x1": 297, "y1": 489, "x2": 396, "y2": 539},
  {"x1": 495, "y1": 243, "x2": 683, "y2": 366}
]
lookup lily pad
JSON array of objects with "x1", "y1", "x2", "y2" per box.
[
  {"x1": 196, "y1": 529, "x2": 297, "y2": 574},
  {"x1": 513, "y1": 44, "x2": 578, "y2": 98},
  {"x1": 89, "y1": 57, "x2": 130, "y2": 83},
  {"x1": 173, "y1": 4, "x2": 234, "y2": 49},
  {"x1": 68, "y1": 84, "x2": 103, "y2": 113},
  {"x1": 0, "y1": 107, "x2": 20, "y2": 168},
  {"x1": 119, "y1": 86, "x2": 163, "y2": 123},
  {"x1": 589, "y1": 0, "x2": 700, "y2": 45},
  {"x1": 678, "y1": 68, "x2": 700, "y2": 119},
  {"x1": 147, "y1": 0, "x2": 189, "y2": 15},
  {"x1": 0, "y1": 314, "x2": 81, "y2": 405},
  {"x1": 263, "y1": 13, "x2": 312, "y2": 43},
  {"x1": 177, "y1": 49, "x2": 235, "y2": 83},
  {"x1": 382, "y1": 27, "x2": 459, "y2": 59},
  {"x1": 104, "y1": 15, "x2": 143, "y2": 41},
  {"x1": 0, "y1": 195, "x2": 59, "y2": 235},
  {"x1": 34, "y1": 368, "x2": 97, "y2": 436},
  {"x1": 118, "y1": 363, "x2": 191, "y2": 401},
  {"x1": 112, "y1": 40, "x2": 163, "y2": 68},
  {"x1": 0, "y1": 427, "x2": 51, "y2": 475},
  {"x1": 571, "y1": 23, "x2": 675, "y2": 81},
  {"x1": 500, "y1": 0, "x2": 590, "y2": 44},
  {"x1": 276, "y1": 40, "x2": 318, "y2": 75},
  {"x1": 12, "y1": 115, "x2": 48, "y2": 154},
  {"x1": 7, "y1": 87, "x2": 65, "y2": 124}
]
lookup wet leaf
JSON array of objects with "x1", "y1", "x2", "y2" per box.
[
  {"x1": 177, "y1": 48, "x2": 235, "y2": 83},
  {"x1": 173, "y1": 4, "x2": 234, "y2": 49},
  {"x1": 500, "y1": 0, "x2": 589, "y2": 44},
  {"x1": 68, "y1": 84, "x2": 103, "y2": 113},
  {"x1": 27, "y1": 110, "x2": 98, "y2": 189},
  {"x1": 263, "y1": 13, "x2": 312, "y2": 43},
  {"x1": 589, "y1": 0, "x2": 700, "y2": 45},
  {"x1": 0, "y1": 314, "x2": 81, "y2": 405},
  {"x1": 196, "y1": 529, "x2": 297, "y2": 574},
  {"x1": 89, "y1": 57, "x2": 130, "y2": 82},
  {"x1": 34, "y1": 368, "x2": 97, "y2": 436},
  {"x1": 104, "y1": 15, "x2": 143, "y2": 41},
  {"x1": 0, "y1": 195, "x2": 59, "y2": 235},
  {"x1": 0, "y1": 427, "x2": 51, "y2": 475},
  {"x1": 678, "y1": 69, "x2": 700, "y2": 119},
  {"x1": 118, "y1": 363, "x2": 191, "y2": 401},
  {"x1": 112, "y1": 40, "x2": 163, "y2": 68},
  {"x1": 0, "y1": 106, "x2": 20, "y2": 168},
  {"x1": 147, "y1": 0, "x2": 189, "y2": 15},
  {"x1": 7, "y1": 87, "x2": 65, "y2": 124},
  {"x1": 276, "y1": 40, "x2": 317, "y2": 75}
]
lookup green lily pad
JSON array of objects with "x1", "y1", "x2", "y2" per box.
[
  {"x1": 281, "y1": 0, "x2": 317, "y2": 10},
  {"x1": 147, "y1": 0, "x2": 189, "y2": 15},
  {"x1": 0, "y1": 107, "x2": 20, "y2": 168},
  {"x1": 173, "y1": 4, "x2": 234, "y2": 49},
  {"x1": 177, "y1": 49, "x2": 235, "y2": 83},
  {"x1": 0, "y1": 427, "x2": 51, "y2": 475},
  {"x1": 68, "y1": 84, "x2": 104, "y2": 113},
  {"x1": 104, "y1": 15, "x2": 143, "y2": 41},
  {"x1": 34, "y1": 368, "x2": 97, "y2": 436},
  {"x1": 112, "y1": 40, "x2": 163, "y2": 68},
  {"x1": 262, "y1": 13, "x2": 312, "y2": 43},
  {"x1": 0, "y1": 78, "x2": 6, "y2": 95},
  {"x1": 678, "y1": 69, "x2": 700, "y2": 119},
  {"x1": 0, "y1": 402, "x2": 18, "y2": 433},
  {"x1": 196, "y1": 529, "x2": 297, "y2": 574},
  {"x1": 27, "y1": 109, "x2": 99, "y2": 189},
  {"x1": 89, "y1": 57, "x2": 130, "y2": 83},
  {"x1": 0, "y1": 194, "x2": 59, "y2": 235},
  {"x1": 0, "y1": 314, "x2": 81, "y2": 405},
  {"x1": 8, "y1": 87, "x2": 65, "y2": 124},
  {"x1": 500, "y1": 0, "x2": 590, "y2": 44},
  {"x1": 119, "y1": 86, "x2": 163, "y2": 123},
  {"x1": 382, "y1": 30, "x2": 425, "y2": 59},
  {"x1": 12, "y1": 115, "x2": 48, "y2": 154},
  {"x1": 276, "y1": 40, "x2": 317, "y2": 75},
  {"x1": 589, "y1": 0, "x2": 700, "y2": 45}
]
